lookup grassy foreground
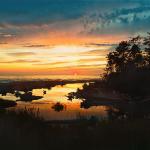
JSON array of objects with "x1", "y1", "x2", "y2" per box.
[{"x1": 0, "y1": 108, "x2": 150, "y2": 150}]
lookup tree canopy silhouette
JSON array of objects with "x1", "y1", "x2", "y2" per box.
[
  {"x1": 68, "y1": 33, "x2": 150, "y2": 102},
  {"x1": 104, "y1": 33, "x2": 150, "y2": 100}
]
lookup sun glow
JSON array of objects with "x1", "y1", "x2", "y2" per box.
[{"x1": 0, "y1": 44, "x2": 108, "y2": 76}]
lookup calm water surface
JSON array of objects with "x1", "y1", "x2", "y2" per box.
[{"x1": 0, "y1": 83, "x2": 108, "y2": 120}]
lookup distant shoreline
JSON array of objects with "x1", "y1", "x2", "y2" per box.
[
  {"x1": 0, "y1": 75, "x2": 100, "y2": 83},
  {"x1": 0, "y1": 78, "x2": 98, "y2": 84},
  {"x1": 0, "y1": 79, "x2": 98, "y2": 98}
]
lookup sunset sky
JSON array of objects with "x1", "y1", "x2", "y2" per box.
[{"x1": 0, "y1": 0, "x2": 150, "y2": 77}]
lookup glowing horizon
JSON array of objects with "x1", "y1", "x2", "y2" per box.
[
  {"x1": 0, "y1": 44, "x2": 109, "y2": 76},
  {"x1": 0, "y1": 0, "x2": 149, "y2": 77}
]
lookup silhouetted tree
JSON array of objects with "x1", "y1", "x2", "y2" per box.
[
  {"x1": 106, "y1": 36, "x2": 144, "y2": 75},
  {"x1": 144, "y1": 33, "x2": 150, "y2": 68},
  {"x1": 104, "y1": 34, "x2": 150, "y2": 100},
  {"x1": 69, "y1": 33, "x2": 150, "y2": 102}
]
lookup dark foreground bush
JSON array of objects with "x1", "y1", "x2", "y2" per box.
[{"x1": 0, "y1": 108, "x2": 150, "y2": 150}]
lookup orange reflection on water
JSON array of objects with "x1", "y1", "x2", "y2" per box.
[{"x1": 7, "y1": 83, "x2": 108, "y2": 120}]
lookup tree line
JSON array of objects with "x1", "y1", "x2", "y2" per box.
[{"x1": 104, "y1": 33, "x2": 150, "y2": 100}]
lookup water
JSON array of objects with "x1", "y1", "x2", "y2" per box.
[{"x1": 0, "y1": 83, "x2": 108, "y2": 120}]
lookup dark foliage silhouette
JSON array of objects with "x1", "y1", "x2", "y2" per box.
[
  {"x1": 104, "y1": 34, "x2": 150, "y2": 100},
  {"x1": 52, "y1": 102, "x2": 66, "y2": 112},
  {"x1": 68, "y1": 33, "x2": 150, "y2": 102}
]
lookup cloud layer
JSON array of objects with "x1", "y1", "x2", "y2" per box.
[
  {"x1": 0, "y1": 0, "x2": 150, "y2": 42},
  {"x1": 0, "y1": 0, "x2": 150, "y2": 76}
]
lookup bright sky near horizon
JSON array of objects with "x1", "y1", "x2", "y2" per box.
[{"x1": 0, "y1": 0, "x2": 150, "y2": 76}]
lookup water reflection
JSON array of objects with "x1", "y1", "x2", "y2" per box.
[
  {"x1": 0, "y1": 83, "x2": 108, "y2": 120},
  {"x1": 1, "y1": 82, "x2": 149, "y2": 121}
]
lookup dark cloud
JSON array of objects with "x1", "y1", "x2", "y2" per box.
[
  {"x1": 7, "y1": 52, "x2": 36, "y2": 56},
  {"x1": 47, "y1": 64, "x2": 105, "y2": 70},
  {"x1": 33, "y1": 57, "x2": 106, "y2": 67},
  {"x1": 0, "y1": 0, "x2": 149, "y2": 39},
  {"x1": 79, "y1": 57, "x2": 106, "y2": 63},
  {"x1": 85, "y1": 43, "x2": 117, "y2": 47},
  {"x1": 81, "y1": 49, "x2": 109, "y2": 56},
  {"x1": 23, "y1": 44, "x2": 48, "y2": 48},
  {"x1": 83, "y1": 4, "x2": 150, "y2": 35},
  {"x1": 0, "y1": 0, "x2": 146, "y2": 27},
  {"x1": 0, "y1": 59, "x2": 40, "y2": 63},
  {"x1": 0, "y1": 0, "x2": 94, "y2": 27},
  {"x1": 33, "y1": 61, "x2": 67, "y2": 66}
]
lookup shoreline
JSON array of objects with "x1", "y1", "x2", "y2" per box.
[
  {"x1": 0, "y1": 79, "x2": 96, "y2": 93},
  {"x1": 0, "y1": 75, "x2": 100, "y2": 83}
]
